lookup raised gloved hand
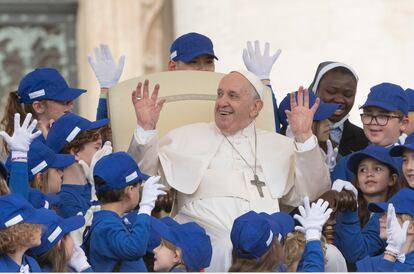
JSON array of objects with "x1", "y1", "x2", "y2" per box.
[
  {"x1": 79, "y1": 141, "x2": 112, "y2": 201},
  {"x1": 331, "y1": 179, "x2": 358, "y2": 200},
  {"x1": 68, "y1": 245, "x2": 91, "y2": 272},
  {"x1": 138, "y1": 176, "x2": 166, "y2": 215},
  {"x1": 0, "y1": 113, "x2": 41, "y2": 161},
  {"x1": 242, "y1": 40, "x2": 281, "y2": 80},
  {"x1": 87, "y1": 44, "x2": 125, "y2": 88},
  {"x1": 294, "y1": 196, "x2": 332, "y2": 241},
  {"x1": 385, "y1": 203, "x2": 410, "y2": 256},
  {"x1": 326, "y1": 140, "x2": 338, "y2": 172}
]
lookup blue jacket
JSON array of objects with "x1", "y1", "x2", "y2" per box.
[
  {"x1": 96, "y1": 98, "x2": 108, "y2": 120},
  {"x1": 58, "y1": 183, "x2": 92, "y2": 218},
  {"x1": 356, "y1": 249, "x2": 414, "y2": 272},
  {"x1": 88, "y1": 210, "x2": 150, "y2": 272},
  {"x1": 296, "y1": 240, "x2": 325, "y2": 272},
  {"x1": 0, "y1": 254, "x2": 41, "y2": 272},
  {"x1": 334, "y1": 210, "x2": 385, "y2": 263}
]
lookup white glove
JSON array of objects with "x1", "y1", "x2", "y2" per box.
[
  {"x1": 242, "y1": 40, "x2": 281, "y2": 80},
  {"x1": 385, "y1": 203, "x2": 410, "y2": 256},
  {"x1": 331, "y1": 179, "x2": 358, "y2": 200},
  {"x1": 87, "y1": 44, "x2": 125, "y2": 88},
  {"x1": 138, "y1": 176, "x2": 166, "y2": 215},
  {"x1": 68, "y1": 245, "x2": 91, "y2": 272},
  {"x1": 0, "y1": 113, "x2": 41, "y2": 161},
  {"x1": 326, "y1": 140, "x2": 338, "y2": 172},
  {"x1": 398, "y1": 133, "x2": 407, "y2": 145},
  {"x1": 294, "y1": 196, "x2": 332, "y2": 241}
]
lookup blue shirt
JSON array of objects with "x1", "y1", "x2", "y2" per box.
[
  {"x1": 0, "y1": 254, "x2": 41, "y2": 272},
  {"x1": 57, "y1": 183, "x2": 92, "y2": 218},
  {"x1": 96, "y1": 98, "x2": 108, "y2": 120},
  {"x1": 88, "y1": 210, "x2": 150, "y2": 272},
  {"x1": 334, "y1": 210, "x2": 385, "y2": 263},
  {"x1": 296, "y1": 240, "x2": 325, "y2": 272},
  {"x1": 356, "y1": 249, "x2": 414, "y2": 272}
]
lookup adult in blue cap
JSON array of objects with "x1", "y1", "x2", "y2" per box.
[
  {"x1": 355, "y1": 188, "x2": 414, "y2": 271},
  {"x1": 309, "y1": 61, "x2": 368, "y2": 157},
  {"x1": 1, "y1": 67, "x2": 86, "y2": 152}
]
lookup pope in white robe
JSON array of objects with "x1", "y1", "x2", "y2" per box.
[{"x1": 128, "y1": 71, "x2": 331, "y2": 271}]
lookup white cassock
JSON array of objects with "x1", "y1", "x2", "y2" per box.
[{"x1": 128, "y1": 122, "x2": 330, "y2": 272}]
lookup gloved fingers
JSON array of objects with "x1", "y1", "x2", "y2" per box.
[
  {"x1": 315, "y1": 198, "x2": 324, "y2": 208},
  {"x1": 14, "y1": 113, "x2": 21, "y2": 133},
  {"x1": 27, "y1": 118, "x2": 38, "y2": 134},
  {"x1": 320, "y1": 200, "x2": 330, "y2": 212},
  {"x1": 294, "y1": 225, "x2": 305, "y2": 233},
  {"x1": 387, "y1": 203, "x2": 396, "y2": 229},
  {"x1": 246, "y1": 40, "x2": 254, "y2": 56},
  {"x1": 87, "y1": 55, "x2": 96, "y2": 68},
  {"x1": 117, "y1": 55, "x2": 125, "y2": 71},
  {"x1": 93, "y1": 46, "x2": 102, "y2": 62},
  {"x1": 293, "y1": 214, "x2": 305, "y2": 225},
  {"x1": 326, "y1": 139, "x2": 333, "y2": 155},
  {"x1": 323, "y1": 208, "x2": 333, "y2": 221},
  {"x1": 254, "y1": 40, "x2": 262, "y2": 56},
  {"x1": 331, "y1": 179, "x2": 345, "y2": 192},
  {"x1": 101, "y1": 44, "x2": 113, "y2": 62},
  {"x1": 271, "y1": 48, "x2": 282, "y2": 62},
  {"x1": 156, "y1": 190, "x2": 167, "y2": 196},
  {"x1": 263, "y1": 41, "x2": 270, "y2": 57},
  {"x1": 303, "y1": 196, "x2": 311, "y2": 212},
  {"x1": 242, "y1": 48, "x2": 250, "y2": 63},
  {"x1": 402, "y1": 220, "x2": 410, "y2": 235},
  {"x1": 21, "y1": 112, "x2": 32, "y2": 129},
  {"x1": 30, "y1": 130, "x2": 42, "y2": 140},
  {"x1": 298, "y1": 205, "x2": 306, "y2": 218},
  {"x1": 145, "y1": 175, "x2": 161, "y2": 185},
  {"x1": 0, "y1": 131, "x2": 11, "y2": 142}
]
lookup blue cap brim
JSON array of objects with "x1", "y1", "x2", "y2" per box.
[
  {"x1": 390, "y1": 144, "x2": 414, "y2": 157},
  {"x1": 148, "y1": 217, "x2": 179, "y2": 252},
  {"x1": 178, "y1": 51, "x2": 218, "y2": 62},
  {"x1": 61, "y1": 214, "x2": 85, "y2": 234},
  {"x1": 25, "y1": 207, "x2": 57, "y2": 225},
  {"x1": 48, "y1": 87, "x2": 86, "y2": 102},
  {"x1": 360, "y1": 100, "x2": 400, "y2": 113},
  {"x1": 86, "y1": 118, "x2": 109, "y2": 131},
  {"x1": 269, "y1": 212, "x2": 294, "y2": 238},
  {"x1": 347, "y1": 151, "x2": 398, "y2": 175},
  {"x1": 50, "y1": 154, "x2": 75, "y2": 169},
  {"x1": 314, "y1": 102, "x2": 340, "y2": 121},
  {"x1": 44, "y1": 193, "x2": 60, "y2": 206},
  {"x1": 368, "y1": 201, "x2": 388, "y2": 213}
]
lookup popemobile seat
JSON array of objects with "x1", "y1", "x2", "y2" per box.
[{"x1": 107, "y1": 70, "x2": 276, "y2": 151}]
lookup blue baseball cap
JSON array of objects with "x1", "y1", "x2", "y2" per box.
[
  {"x1": 405, "y1": 88, "x2": 414, "y2": 111},
  {"x1": 94, "y1": 152, "x2": 150, "y2": 193},
  {"x1": 390, "y1": 132, "x2": 414, "y2": 156},
  {"x1": 278, "y1": 91, "x2": 340, "y2": 128},
  {"x1": 46, "y1": 112, "x2": 109, "y2": 153},
  {"x1": 28, "y1": 188, "x2": 60, "y2": 210},
  {"x1": 0, "y1": 194, "x2": 56, "y2": 230},
  {"x1": 151, "y1": 217, "x2": 212, "y2": 271},
  {"x1": 148, "y1": 216, "x2": 181, "y2": 252},
  {"x1": 230, "y1": 211, "x2": 294, "y2": 259},
  {"x1": 31, "y1": 213, "x2": 85, "y2": 255},
  {"x1": 360, "y1": 82, "x2": 409, "y2": 115},
  {"x1": 18, "y1": 68, "x2": 86, "y2": 104},
  {"x1": 347, "y1": 144, "x2": 399, "y2": 175},
  {"x1": 170, "y1": 32, "x2": 218, "y2": 62},
  {"x1": 368, "y1": 188, "x2": 414, "y2": 218},
  {"x1": 6, "y1": 138, "x2": 75, "y2": 181}
]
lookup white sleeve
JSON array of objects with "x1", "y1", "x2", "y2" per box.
[
  {"x1": 133, "y1": 125, "x2": 157, "y2": 145},
  {"x1": 294, "y1": 134, "x2": 318, "y2": 152}
]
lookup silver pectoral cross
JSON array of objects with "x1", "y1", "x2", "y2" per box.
[{"x1": 251, "y1": 174, "x2": 266, "y2": 198}]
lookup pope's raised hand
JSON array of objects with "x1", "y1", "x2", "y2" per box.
[
  {"x1": 285, "y1": 86, "x2": 319, "y2": 143},
  {"x1": 131, "y1": 79, "x2": 166, "y2": 130}
]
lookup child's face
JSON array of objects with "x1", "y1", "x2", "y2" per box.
[
  {"x1": 42, "y1": 100, "x2": 74, "y2": 121},
  {"x1": 314, "y1": 119, "x2": 331, "y2": 142},
  {"x1": 357, "y1": 158, "x2": 395, "y2": 198},
  {"x1": 404, "y1": 112, "x2": 414, "y2": 135},
  {"x1": 153, "y1": 241, "x2": 180, "y2": 272},
  {"x1": 168, "y1": 55, "x2": 215, "y2": 72},
  {"x1": 402, "y1": 149, "x2": 414, "y2": 188},
  {"x1": 74, "y1": 138, "x2": 103, "y2": 166},
  {"x1": 46, "y1": 168, "x2": 64, "y2": 193},
  {"x1": 26, "y1": 224, "x2": 43, "y2": 248},
  {"x1": 362, "y1": 107, "x2": 406, "y2": 147}
]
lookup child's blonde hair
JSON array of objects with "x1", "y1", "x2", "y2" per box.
[
  {"x1": 36, "y1": 234, "x2": 70, "y2": 272},
  {"x1": 0, "y1": 223, "x2": 42, "y2": 254}
]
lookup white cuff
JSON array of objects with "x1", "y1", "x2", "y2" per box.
[
  {"x1": 134, "y1": 125, "x2": 157, "y2": 145},
  {"x1": 294, "y1": 135, "x2": 317, "y2": 152},
  {"x1": 11, "y1": 151, "x2": 28, "y2": 162}
]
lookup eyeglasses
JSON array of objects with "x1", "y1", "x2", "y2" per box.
[{"x1": 360, "y1": 113, "x2": 401, "y2": 126}]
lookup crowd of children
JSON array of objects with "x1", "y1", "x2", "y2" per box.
[{"x1": 0, "y1": 31, "x2": 414, "y2": 272}]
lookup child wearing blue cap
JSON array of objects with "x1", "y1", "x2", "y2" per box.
[
  {"x1": 46, "y1": 112, "x2": 110, "y2": 217},
  {"x1": 278, "y1": 90, "x2": 340, "y2": 171},
  {"x1": 86, "y1": 152, "x2": 165, "y2": 272},
  {"x1": 355, "y1": 188, "x2": 414, "y2": 271},
  {"x1": 151, "y1": 217, "x2": 212, "y2": 272},
  {"x1": 31, "y1": 213, "x2": 92, "y2": 272},
  {"x1": 0, "y1": 68, "x2": 86, "y2": 153},
  {"x1": 0, "y1": 194, "x2": 55, "y2": 272},
  {"x1": 404, "y1": 88, "x2": 414, "y2": 136},
  {"x1": 341, "y1": 144, "x2": 400, "y2": 227},
  {"x1": 331, "y1": 82, "x2": 409, "y2": 182},
  {"x1": 229, "y1": 196, "x2": 331, "y2": 272}
]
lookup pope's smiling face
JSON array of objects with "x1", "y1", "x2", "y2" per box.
[{"x1": 214, "y1": 72, "x2": 263, "y2": 135}]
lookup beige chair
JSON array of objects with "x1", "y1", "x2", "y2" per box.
[{"x1": 107, "y1": 70, "x2": 276, "y2": 151}]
